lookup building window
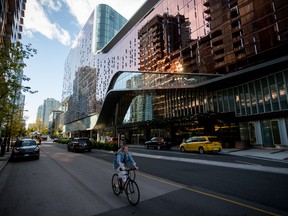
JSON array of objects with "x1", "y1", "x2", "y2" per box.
[
  {"x1": 243, "y1": 84, "x2": 251, "y2": 115},
  {"x1": 249, "y1": 82, "x2": 257, "y2": 114},
  {"x1": 268, "y1": 75, "x2": 280, "y2": 111},
  {"x1": 261, "y1": 78, "x2": 272, "y2": 112},
  {"x1": 276, "y1": 71, "x2": 288, "y2": 110},
  {"x1": 255, "y1": 80, "x2": 264, "y2": 113}
]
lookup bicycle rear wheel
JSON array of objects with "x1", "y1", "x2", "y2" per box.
[
  {"x1": 125, "y1": 180, "x2": 140, "y2": 205},
  {"x1": 111, "y1": 174, "x2": 121, "y2": 196}
]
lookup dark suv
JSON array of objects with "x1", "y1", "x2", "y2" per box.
[
  {"x1": 67, "y1": 138, "x2": 92, "y2": 152},
  {"x1": 144, "y1": 137, "x2": 173, "y2": 150},
  {"x1": 11, "y1": 139, "x2": 40, "y2": 160}
]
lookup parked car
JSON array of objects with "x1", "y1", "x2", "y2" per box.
[
  {"x1": 144, "y1": 137, "x2": 173, "y2": 150},
  {"x1": 67, "y1": 138, "x2": 92, "y2": 152},
  {"x1": 179, "y1": 136, "x2": 222, "y2": 154},
  {"x1": 11, "y1": 138, "x2": 40, "y2": 160}
]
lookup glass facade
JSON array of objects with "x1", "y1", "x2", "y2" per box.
[
  {"x1": 62, "y1": 0, "x2": 288, "y2": 146},
  {"x1": 93, "y1": 4, "x2": 127, "y2": 52},
  {"x1": 62, "y1": 4, "x2": 127, "y2": 127}
]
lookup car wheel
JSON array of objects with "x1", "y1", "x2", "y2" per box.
[
  {"x1": 145, "y1": 145, "x2": 148, "y2": 149},
  {"x1": 180, "y1": 146, "x2": 185, "y2": 152},
  {"x1": 198, "y1": 147, "x2": 204, "y2": 154},
  {"x1": 156, "y1": 145, "x2": 161, "y2": 150},
  {"x1": 67, "y1": 145, "x2": 70, "y2": 151}
]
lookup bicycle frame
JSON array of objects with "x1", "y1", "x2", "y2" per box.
[{"x1": 112, "y1": 168, "x2": 140, "y2": 205}]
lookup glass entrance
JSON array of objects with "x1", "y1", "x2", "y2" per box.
[
  {"x1": 271, "y1": 120, "x2": 281, "y2": 145},
  {"x1": 262, "y1": 120, "x2": 281, "y2": 147},
  {"x1": 248, "y1": 122, "x2": 256, "y2": 145}
]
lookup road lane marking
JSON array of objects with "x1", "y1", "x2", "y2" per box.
[
  {"x1": 235, "y1": 160, "x2": 262, "y2": 166},
  {"x1": 131, "y1": 152, "x2": 288, "y2": 175},
  {"x1": 138, "y1": 172, "x2": 281, "y2": 216}
]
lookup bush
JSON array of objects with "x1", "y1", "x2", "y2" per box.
[
  {"x1": 92, "y1": 141, "x2": 118, "y2": 151},
  {"x1": 56, "y1": 138, "x2": 71, "y2": 144}
]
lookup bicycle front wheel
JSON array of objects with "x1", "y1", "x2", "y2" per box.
[
  {"x1": 111, "y1": 174, "x2": 121, "y2": 196},
  {"x1": 125, "y1": 180, "x2": 140, "y2": 205}
]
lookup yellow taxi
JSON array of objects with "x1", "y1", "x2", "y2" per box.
[{"x1": 179, "y1": 136, "x2": 222, "y2": 154}]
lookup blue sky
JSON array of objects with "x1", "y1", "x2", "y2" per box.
[{"x1": 22, "y1": 0, "x2": 146, "y2": 126}]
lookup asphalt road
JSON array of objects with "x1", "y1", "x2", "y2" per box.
[{"x1": 0, "y1": 143, "x2": 287, "y2": 216}]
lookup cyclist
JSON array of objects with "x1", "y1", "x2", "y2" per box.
[{"x1": 113, "y1": 145, "x2": 138, "y2": 183}]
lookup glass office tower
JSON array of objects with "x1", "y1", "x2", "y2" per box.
[
  {"x1": 62, "y1": 4, "x2": 127, "y2": 134},
  {"x1": 62, "y1": 0, "x2": 288, "y2": 148},
  {"x1": 93, "y1": 4, "x2": 127, "y2": 53}
]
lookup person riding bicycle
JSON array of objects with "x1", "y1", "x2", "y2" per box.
[{"x1": 113, "y1": 145, "x2": 138, "y2": 183}]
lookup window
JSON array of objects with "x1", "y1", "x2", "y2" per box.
[{"x1": 261, "y1": 78, "x2": 271, "y2": 112}]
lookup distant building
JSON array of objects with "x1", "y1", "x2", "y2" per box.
[
  {"x1": 48, "y1": 110, "x2": 63, "y2": 137},
  {"x1": 37, "y1": 98, "x2": 61, "y2": 126},
  {"x1": 37, "y1": 105, "x2": 44, "y2": 121}
]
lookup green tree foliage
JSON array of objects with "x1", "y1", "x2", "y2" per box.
[{"x1": 0, "y1": 39, "x2": 37, "y2": 137}]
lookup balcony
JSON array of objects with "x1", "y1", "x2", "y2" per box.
[
  {"x1": 204, "y1": 8, "x2": 210, "y2": 14},
  {"x1": 214, "y1": 53, "x2": 225, "y2": 61},
  {"x1": 203, "y1": 0, "x2": 209, "y2": 7},
  {"x1": 5, "y1": 24, "x2": 13, "y2": 35},
  {"x1": 7, "y1": 12, "x2": 14, "y2": 24},
  {"x1": 8, "y1": 0, "x2": 16, "y2": 12},
  {"x1": 204, "y1": 14, "x2": 211, "y2": 21}
]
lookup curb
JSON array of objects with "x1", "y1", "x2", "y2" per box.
[{"x1": 0, "y1": 152, "x2": 11, "y2": 173}]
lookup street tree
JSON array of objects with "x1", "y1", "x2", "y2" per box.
[{"x1": 0, "y1": 39, "x2": 37, "y2": 148}]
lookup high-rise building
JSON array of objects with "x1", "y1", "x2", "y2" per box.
[
  {"x1": 0, "y1": 0, "x2": 27, "y2": 138},
  {"x1": 62, "y1": 0, "x2": 288, "y2": 148},
  {"x1": 93, "y1": 4, "x2": 127, "y2": 53},
  {"x1": 37, "y1": 105, "x2": 44, "y2": 121},
  {"x1": 62, "y1": 4, "x2": 127, "y2": 134},
  {"x1": 0, "y1": 0, "x2": 25, "y2": 43},
  {"x1": 37, "y1": 98, "x2": 61, "y2": 126}
]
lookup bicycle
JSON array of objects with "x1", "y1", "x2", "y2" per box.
[{"x1": 111, "y1": 167, "x2": 140, "y2": 205}]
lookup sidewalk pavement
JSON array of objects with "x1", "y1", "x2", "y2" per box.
[
  {"x1": 0, "y1": 145, "x2": 287, "y2": 174},
  {"x1": 0, "y1": 151, "x2": 11, "y2": 173},
  {"x1": 127, "y1": 144, "x2": 288, "y2": 162},
  {"x1": 220, "y1": 148, "x2": 288, "y2": 161}
]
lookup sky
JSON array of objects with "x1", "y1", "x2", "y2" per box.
[{"x1": 22, "y1": 0, "x2": 146, "y2": 126}]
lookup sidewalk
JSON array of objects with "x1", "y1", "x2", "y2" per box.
[
  {"x1": 0, "y1": 151, "x2": 11, "y2": 173},
  {"x1": 221, "y1": 148, "x2": 288, "y2": 161},
  {"x1": 127, "y1": 144, "x2": 288, "y2": 162}
]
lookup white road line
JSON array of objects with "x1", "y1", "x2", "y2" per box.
[
  {"x1": 235, "y1": 160, "x2": 262, "y2": 166},
  {"x1": 131, "y1": 152, "x2": 288, "y2": 175}
]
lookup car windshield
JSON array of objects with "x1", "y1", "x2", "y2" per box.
[
  {"x1": 79, "y1": 139, "x2": 92, "y2": 145},
  {"x1": 151, "y1": 137, "x2": 163, "y2": 141},
  {"x1": 15, "y1": 140, "x2": 37, "y2": 147}
]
